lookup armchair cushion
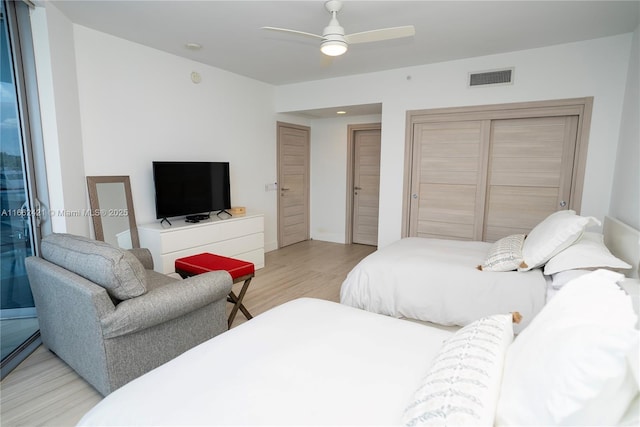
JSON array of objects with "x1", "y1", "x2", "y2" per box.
[{"x1": 41, "y1": 233, "x2": 147, "y2": 300}]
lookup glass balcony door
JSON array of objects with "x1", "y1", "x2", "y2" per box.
[{"x1": 1, "y1": 0, "x2": 47, "y2": 377}]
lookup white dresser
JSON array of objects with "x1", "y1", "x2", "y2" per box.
[{"x1": 138, "y1": 213, "x2": 264, "y2": 274}]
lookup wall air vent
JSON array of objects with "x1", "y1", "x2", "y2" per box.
[{"x1": 468, "y1": 68, "x2": 514, "y2": 87}]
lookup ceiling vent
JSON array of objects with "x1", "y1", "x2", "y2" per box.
[{"x1": 468, "y1": 68, "x2": 514, "y2": 87}]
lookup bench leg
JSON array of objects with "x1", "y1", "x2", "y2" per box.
[{"x1": 228, "y1": 277, "x2": 253, "y2": 328}]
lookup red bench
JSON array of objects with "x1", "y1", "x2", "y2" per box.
[{"x1": 175, "y1": 253, "x2": 254, "y2": 328}]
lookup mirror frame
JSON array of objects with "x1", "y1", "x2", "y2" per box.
[{"x1": 86, "y1": 175, "x2": 140, "y2": 248}]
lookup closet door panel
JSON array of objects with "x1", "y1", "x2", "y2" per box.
[
  {"x1": 422, "y1": 157, "x2": 481, "y2": 184},
  {"x1": 484, "y1": 116, "x2": 578, "y2": 241},
  {"x1": 490, "y1": 158, "x2": 563, "y2": 187},
  {"x1": 419, "y1": 184, "x2": 478, "y2": 216},
  {"x1": 410, "y1": 121, "x2": 488, "y2": 240},
  {"x1": 484, "y1": 186, "x2": 559, "y2": 242}
]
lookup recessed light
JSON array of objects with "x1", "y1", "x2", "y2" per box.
[
  {"x1": 336, "y1": 111, "x2": 347, "y2": 115},
  {"x1": 185, "y1": 42, "x2": 202, "y2": 50}
]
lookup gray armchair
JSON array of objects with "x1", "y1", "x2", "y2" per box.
[{"x1": 25, "y1": 233, "x2": 232, "y2": 396}]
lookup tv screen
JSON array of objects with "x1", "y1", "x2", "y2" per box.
[{"x1": 152, "y1": 161, "x2": 231, "y2": 219}]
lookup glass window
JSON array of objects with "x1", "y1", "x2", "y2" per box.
[{"x1": 1, "y1": 0, "x2": 47, "y2": 378}]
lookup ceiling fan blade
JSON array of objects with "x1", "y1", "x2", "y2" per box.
[
  {"x1": 345, "y1": 25, "x2": 415, "y2": 44},
  {"x1": 261, "y1": 27, "x2": 326, "y2": 41}
]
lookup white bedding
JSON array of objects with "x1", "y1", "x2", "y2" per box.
[
  {"x1": 79, "y1": 298, "x2": 453, "y2": 426},
  {"x1": 340, "y1": 237, "x2": 547, "y2": 332}
]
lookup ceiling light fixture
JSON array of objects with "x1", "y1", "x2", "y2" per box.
[
  {"x1": 262, "y1": 0, "x2": 414, "y2": 59},
  {"x1": 320, "y1": 40, "x2": 347, "y2": 56},
  {"x1": 185, "y1": 42, "x2": 202, "y2": 50},
  {"x1": 336, "y1": 110, "x2": 347, "y2": 115}
]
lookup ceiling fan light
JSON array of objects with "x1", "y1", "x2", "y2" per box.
[{"x1": 321, "y1": 40, "x2": 347, "y2": 56}]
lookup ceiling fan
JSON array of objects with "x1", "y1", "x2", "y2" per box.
[{"x1": 261, "y1": 0, "x2": 415, "y2": 57}]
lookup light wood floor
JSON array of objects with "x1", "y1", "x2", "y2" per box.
[{"x1": 0, "y1": 240, "x2": 375, "y2": 427}]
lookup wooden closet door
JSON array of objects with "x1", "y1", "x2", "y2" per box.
[
  {"x1": 483, "y1": 116, "x2": 578, "y2": 241},
  {"x1": 409, "y1": 120, "x2": 490, "y2": 240},
  {"x1": 404, "y1": 98, "x2": 591, "y2": 242},
  {"x1": 352, "y1": 129, "x2": 381, "y2": 246}
]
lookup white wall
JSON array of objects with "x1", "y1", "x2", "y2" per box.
[
  {"x1": 33, "y1": 6, "x2": 636, "y2": 251},
  {"x1": 276, "y1": 34, "x2": 634, "y2": 248},
  {"x1": 31, "y1": 4, "x2": 89, "y2": 236},
  {"x1": 610, "y1": 25, "x2": 640, "y2": 230},
  {"x1": 71, "y1": 26, "x2": 279, "y2": 251}
]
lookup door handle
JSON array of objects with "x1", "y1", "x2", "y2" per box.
[{"x1": 354, "y1": 186, "x2": 362, "y2": 190}]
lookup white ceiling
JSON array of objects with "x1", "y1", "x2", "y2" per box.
[{"x1": 51, "y1": 0, "x2": 639, "y2": 87}]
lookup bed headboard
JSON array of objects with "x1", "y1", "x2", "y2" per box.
[{"x1": 604, "y1": 216, "x2": 640, "y2": 279}]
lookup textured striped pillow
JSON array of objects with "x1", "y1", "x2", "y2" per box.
[
  {"x1": 478, "y1": 234, "x2": 526, "y2": 272},
  {"x1": 403, "y1": 314, "x2": 514, "y2": 427}
]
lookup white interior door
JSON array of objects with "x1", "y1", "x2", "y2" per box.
[
  {"x1": 352, "y1": 129, "x2": 381, "y2": 246},
  {"x1": 277, "y1": 122, "x2": 310, "y2": 248}
]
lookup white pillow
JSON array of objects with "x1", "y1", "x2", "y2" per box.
[
  {"x1": 496, "y1": 270, "x2": 639, "y2": 426},
  {"x1": 520, "y1": 210, "x2": 600, "y2": 271},
  {"x1": 543, "y1": 232, "x2": 632, "y2": 275},
  {"x1": 478, "y1": 234, "x2": 526, "y2": 272},
  {"x1": 403, "y1": 314, "x2": 514, "y2": 426}
]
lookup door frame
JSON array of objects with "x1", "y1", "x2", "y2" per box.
[
  {"x1": 276, "y1": 121, "x2": 311, "y2": 248},
  {"x1": 345, "y1": 123, "x2": 382, "y2": 244},
  {"x1": 402, "y1": 97, "x2": 593, "y2": 238}
]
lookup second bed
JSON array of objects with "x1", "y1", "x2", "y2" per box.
[{"x1": 340, "y1": 237, "x2": 547, "y2": 331}]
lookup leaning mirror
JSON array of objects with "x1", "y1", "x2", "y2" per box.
[{"x1": 86, "y1": 176, "x2": 140, "y2": 249}]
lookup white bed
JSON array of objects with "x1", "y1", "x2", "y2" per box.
[
  {"x1": 79, "y1": 271, "x2": 639, "y2": 427},
  {"x1": 79, "y1": 298, "x2": 454, "y2": 426},
  {"x1": 341, "y1": 213, "x2": 638, "y2": 332},
  {"x1": 340, "y1": 237, "x2": 547, "y2": 332}
]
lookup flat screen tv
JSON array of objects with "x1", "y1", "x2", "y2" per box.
[{"x1": 152, "y1": 161, "x2": 231, "y2": 221}]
